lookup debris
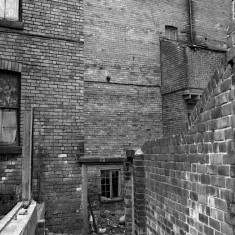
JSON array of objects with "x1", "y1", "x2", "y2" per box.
[
  {"x1": 119, "y1": 215, "x2": 125, "y2": 225},
  {"x1": 98, "y1": 228, "x2": 106, "y2": 233}
]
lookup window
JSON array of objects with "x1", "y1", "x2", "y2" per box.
[
  {"x1": 165, "y1": 26, "x2": 178, "y2": 40},
  {"x1": 0, "y1": 0, "x2": 19, "y2": 21},
  {"x1": 101, "y1": 169, "x2": 121, "y2": 200},
  {"x1": 0, "y1": 71, "x2": 20, "y2": 145}
]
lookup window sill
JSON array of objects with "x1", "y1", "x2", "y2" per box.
[
  {"x1": 0, "y1": 19, "x2": 24, "y2": 30},
  {"x1": 0, "y1": 146, "x2": 22, "y2": 155},
  {"x1": 100, "y1": 196, "x2": 123, "y2": 203}
]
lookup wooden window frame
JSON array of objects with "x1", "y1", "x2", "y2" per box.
[
  {"x1": 0, "y1": 0, "x2": 23, "y2": 29},
  {"x1": 100, "y1": 167, "x2": 122, "y2": 202},
  {"x1": 0, "y1": 70, "x2": 21, "y2": 155}
]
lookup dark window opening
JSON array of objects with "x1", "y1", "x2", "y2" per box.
[
  {"x1": 101, "y1": 169, "x2": 120, "y2": 199},
  {"x1": 165, "y1": 25, "x2": 178, "y2": 40}
]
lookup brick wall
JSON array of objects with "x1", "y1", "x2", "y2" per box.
[
  {"x1": 123, "y1": 159, "x2": 133, "y2": 235},
  {"x1": 84, "y1": 83, "x2": 162, "y2": 158},
  {"x1": 161, "y1": 40, "x2": 188, "y2": 95},
  {"x1": 84, "y1": 0, "x2": 189, "y2": 86},
  {"x1": 192, "y1": 0, "x2": 230, "y2": 49},
  {"x1": 162, "y1": 91, "x2": 188, "y2": 137},
  {"x1": 0, "y1": 0, "x2": 84, "y2": 233},
  {"x1": 83, "y1": 0, "x2": 191, "y2": 160},
  {"x1": 134, "y1": 60, "x2": 235, "y2": 235},
  {"x1": 187, "y1": 48, "x2": 226, "y2": 89},
  {"x1": 161, "y1": 39, "x2": 226, "y2": 137}
]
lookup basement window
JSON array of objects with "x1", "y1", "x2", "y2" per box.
[
  {"x1": 0, "y1": 71, "x2": 20, "y2": 147},
  {"x1": 165, "y1": 25, "x2": 178, "y2": 40},
  {"x1": 100, "y1": 169, "x2": 122, "y2": 202}
]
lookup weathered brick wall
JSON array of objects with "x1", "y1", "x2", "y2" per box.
[
  {"x1": 0, "y1": 171, "x2": 21, "y2": 216},
  {"x1": 83, "y1": 0, "x2": 191, "y2": 159},
  {"x1": 135, "y1": 60, "x2": 235, "y2": 235},
  {"x1": 84, "y1": 83, "x2": 162, "y2": 158},
  {"x1": 192, "y1": 0, "x2": 230, "y2": 49},
  {"x1": 123, "y1": 159, "x2": 134, "y2": 235},
  {"x1": 162, "y1": 91, "x2": 188, "y2": 137},
  {"x1": 84, "y1": 0, "x2": 189, "y2": 86},
  {"x1": 161, "y1": 40, "x2": 188, "y2": 95},
  {"x1": 0, "y1": 0, "x2": 84, "y2": 233},
  {"x1": 161, "y1": 39, "x2": 226, "y2": 137},
  {"x1": 187, "y1": 48, "x2": 226, "y2": 89}
]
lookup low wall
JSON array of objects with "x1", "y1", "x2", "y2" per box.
[
  {"x1": 0, "y1": 201, "x2": 38, "y2": 235},
  {"x1": 133, "y1": 59, "x2": 235, "y2": 234}
]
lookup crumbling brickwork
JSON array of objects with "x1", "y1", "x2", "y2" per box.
[
  {"x1": 0, "y1": 0, "x2": 84, "y2": 233},
  {"x1": 134, "y1": 59, "x2": 235, "y2": 235}
]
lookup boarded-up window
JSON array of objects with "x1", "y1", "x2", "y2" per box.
[
  {"x1": 0, "y1": 0, "x2": 19, "y2": 21},
  {"x1": 165, "y1": 26, "x2": 178, "y2": 40},
  {"x1": 0, "y1": 71, "x2": 19, "y2": 145}
]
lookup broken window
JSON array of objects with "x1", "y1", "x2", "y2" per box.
[
  {"x1": 0, "y1": 71, "x2": 20, "y2": 145},
  {"x1": 0, "y1": 0, "x2": 19, "y2": 21},
  {"x1": 165, "y1": 25, "x2": 178, "y2": 40},
  {"x1": 101, "y1": 169, "x2": 120, "y2": 199}
]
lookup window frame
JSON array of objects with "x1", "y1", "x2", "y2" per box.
[
  {"x1": 165, "y1": 25, "x2": 178, "y2": 40},
  {"x1": 0, "y1": 0, "x2": 23, "y2": 29},
  {"x1": 0, "y1": 69, "x2": 21, "y2": 154},
  {"x1": 100, "y1": 167, "x2": 122, "y2": 202}
]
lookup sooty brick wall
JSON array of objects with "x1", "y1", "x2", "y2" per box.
[
  {"x1": 161, "y1": 40, "x2": 188, "y2": 95},
  {"x1": 0, "y1": 0, "x2": 84, "y2": 233},
  {"x1": 83, "y1": 0, "x2": 189, "y2": 159},
  {"x1": 84, "y1": 82, "x2": 162, "y2": 158},
  {"x1": 161, "y1": 39, "x2": 226, "y2": 137},
  {"x1": 84, "y1": 0, "x2": 189, "y2": 86},
  {"x1": 163, "y1": 91, "x2": 188, "y2": 138},
  {"x1": 135, "y1": 59, "x2": 235, "y2": 235},
  {"x1": 187, "y1": 48, "x2": 226, "y2": 89},
  {"x1": 192, "y1": 0, "x2": 230, "y2": 49}
]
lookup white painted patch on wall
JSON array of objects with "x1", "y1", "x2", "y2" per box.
[{"x1": 58, "y1": 154, "x2": 67, "y2": 158}]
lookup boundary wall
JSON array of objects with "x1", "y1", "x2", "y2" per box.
[{"x1": 133, "y1": 58, "x2": 235, "y2": 235}]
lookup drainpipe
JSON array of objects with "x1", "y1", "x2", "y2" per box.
[{"x1": 188, "y1": 0, "x2": 194, "y2": 45}]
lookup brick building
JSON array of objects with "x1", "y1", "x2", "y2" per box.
[
  {"x1": 0, "y1": 0, "x2": 84, "y2": 233},
  {"x1": 0, "y1": 0, "x2": 233, "y2": 234}
]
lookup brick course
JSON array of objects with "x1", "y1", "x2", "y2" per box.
[
  {"x1": 161, "y1": 39, "x2": 226, "y2": 137},
  {"x1": 0, "y1": 0, "x2": 84, "y2": 233},
  {"x1": 84, "y1": 83, "x2": 162, "y2": 158},
  {"x1": 0, "y1": 0, "x2": 233, "y2": 233},
  {"x1": 135, "y1": 60, "x2": 235, "y2": 235}
]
